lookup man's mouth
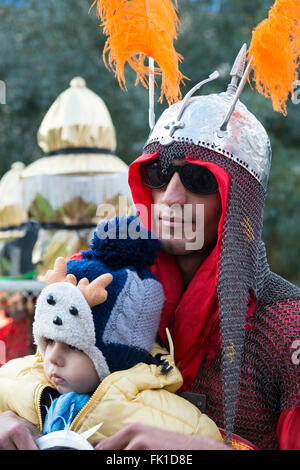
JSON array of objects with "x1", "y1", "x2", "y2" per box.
[{"x1": 159, "y1": 216, "x2": 194, "y2": 227}]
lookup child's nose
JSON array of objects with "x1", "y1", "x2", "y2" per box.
[{"x1": 49, "y1": 343, "x2": 64, "y2": 367}]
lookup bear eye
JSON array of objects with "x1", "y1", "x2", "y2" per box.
[
  {"x1": 47, "y1": 295, "x2": 56, "y2": 306},
  {"x1": 69, "y1": 306, "x2": 79, "y2": 316}
]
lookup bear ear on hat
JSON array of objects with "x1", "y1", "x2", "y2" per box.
[
  {"x1": 45, "y1": 257, "x2": 113, "y2": 307},
  {"x1": 77, "y1": 273, "x2": 113, "y2": 307},
  {"x1": 86, "y1": 216, "x2": 161, "y2": 270},
  {"x1": 45, "y1": 257, "x2": 77, "y2": 285}
]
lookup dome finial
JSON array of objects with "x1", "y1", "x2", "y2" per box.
[{"x1": 70, "y1": 77, "x2": 86, "y2": 88}]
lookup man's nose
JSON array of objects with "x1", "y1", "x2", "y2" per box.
[{"x1": 160, "y1": 172, "x2": 187, "y2": 206}]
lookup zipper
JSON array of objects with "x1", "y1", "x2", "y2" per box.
[
  {"x1": 36, "y1": 384, "x2": 59, "y2": 432},
  {"x1": 68, "y1": 392, "x2": 96, "y2": 432},
  {"x1": 68, "y1": 369, "x2": 124, "y2": 432},
  {"x1": 68, "y1": 384, "x2": 105, "y2": 432},
  {"x1": 36, "y1": 384, "x2": 49, "y2": 432}
]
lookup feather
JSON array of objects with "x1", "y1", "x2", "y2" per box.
[
  {"x1": 91, "y1": 0, "x2": 186, "y2": 104},
  {"x1": 248, "y1": 0, "x2": 300, "y2": 115}
]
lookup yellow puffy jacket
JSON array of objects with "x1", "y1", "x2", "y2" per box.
[{"x1": 0, "y1": 343, "x2": 222, "y2": 444}]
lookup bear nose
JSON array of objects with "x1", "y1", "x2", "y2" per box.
[{"x1": 53, "y1": 316, "x2": 63, "y2": 326}]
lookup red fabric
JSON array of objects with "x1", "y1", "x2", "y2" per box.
[
  {"x1": 277, "y1": 407, "x2": 300, "y2": 450},
  {"x1": 219, "y1": 428, "x2": 259, "y2": 450},
  {"x1": 128, "y1": 152, "x2": 158, "y2": 230},
  {"x1": 150, "y1": 248, "x2": 221, "y2": 391},
  {"x1": 67, "y1": 252, "x2": 83, "y2": 262},
  {"x1": 0, "y1": 310, "x2": 13, "y2": 331},
  {"x1": 0, "y1": 310, "x2": 30, "y2": 365},
  {"x1": 129, "y1": 153, "x2": 230, "y2": 390}
]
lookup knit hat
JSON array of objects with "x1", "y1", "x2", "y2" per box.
[{"x1": 33, "y1": 217, "x2": 165, "y2": 382}]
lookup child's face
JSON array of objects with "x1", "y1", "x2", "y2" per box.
[{"x1": 43, "y1": 339, "x2": 100, "y2": 394}]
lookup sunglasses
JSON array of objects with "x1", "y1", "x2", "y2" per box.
[{"x1": 140, "y1": 158, "x2": 219, "y2": 195}]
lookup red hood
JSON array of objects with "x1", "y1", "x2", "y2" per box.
[{"x1": 128, "y1": 152, "x2": 230, "y2": 390}]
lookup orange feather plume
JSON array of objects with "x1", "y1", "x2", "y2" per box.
[
  {"x1": 248, "y1": 0, "x2": 300, "y2": 115},
  {"x1": 91, "y1": 0, "x2": 186, "y2": 104}
]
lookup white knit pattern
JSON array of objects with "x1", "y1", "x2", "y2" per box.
[{"x1": 102, "y1": 270, "x2": 165, "y2": 351}]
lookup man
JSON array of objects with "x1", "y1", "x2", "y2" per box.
[
  {"x1": 95, "y1": 50, "x2": 300, "y2": 450},
  {"x1": 0, "y1": 49, "x2": 299, "y2": 451}
]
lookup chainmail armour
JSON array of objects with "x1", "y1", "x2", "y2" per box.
[{"x1": 144, "y1": 141, "x2": 300, "y2": 450}]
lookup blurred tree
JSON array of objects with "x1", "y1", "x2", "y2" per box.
[
  {"x1": 0, "y1": 0, "x2": 299, "y2": 284},
  {"x1": 263, "y1": 138, "x2": 300, "y2": 285},
  {"x1": 0, "y1": 0, "x2": 150, "y2": 172}
]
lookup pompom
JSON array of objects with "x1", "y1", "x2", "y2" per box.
[{"x1": 85, "y1": 216, "x2": 160, "y2": 270}]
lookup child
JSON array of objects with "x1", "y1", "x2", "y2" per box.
[{"x1": 0, "y1": 217, "x2": 222, "y2": 445}]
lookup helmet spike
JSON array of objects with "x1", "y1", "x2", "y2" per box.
[
  {"x1": 177, "y1": 71, "x2": 219, "y2": 122},
  {"x1": 219, "y1": 55, "x2": 252, "y2": 133},
  {"x1": 161, "y1": 71, "x2": 220, "y2": 146},
  {"x1": 227, "y1": 43, "x2": 248, "y2": 96}
]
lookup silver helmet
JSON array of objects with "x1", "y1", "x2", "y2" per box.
[{"x1": 146, "y1": 44, "x2": 272, "y2": 190}]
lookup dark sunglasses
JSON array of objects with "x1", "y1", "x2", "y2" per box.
[{"x1": 140, "y1": 158, "x2": 219, "y2": 195}]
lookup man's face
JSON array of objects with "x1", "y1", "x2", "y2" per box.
[{"x1": 151, "y1": 159, "x2": 222, "y2": 255}]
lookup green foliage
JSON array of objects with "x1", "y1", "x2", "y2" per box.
[
  {"x1": 0, "y1": 0, "x2": 299, "y2": 284},
  {"x1": 0, "y1": 0, "x2": 150, "y2": 172},
  {"x1": 263, "y1": 137, "x2": 300, "y2": 285}
]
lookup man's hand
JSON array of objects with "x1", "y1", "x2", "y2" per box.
[
  {"x1": 0, "y1": 411, "x2": 42, "y2": 450},
  {"x1": 93, "y1": 423, "x2": 231, "y2": 450}
]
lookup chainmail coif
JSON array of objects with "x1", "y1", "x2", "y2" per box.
[{"x1": 144, "y1": 141, "x2": 300, "y2": 449}]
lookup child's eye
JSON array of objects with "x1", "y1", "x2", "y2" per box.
[
  {"x1": 45, "y1": 338, "x2": 55, "y2": 346},
  {"x1": 68, "y1": 344, "x2": 82, "y2": 352}
]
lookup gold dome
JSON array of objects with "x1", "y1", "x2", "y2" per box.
[
  {"x1": 0, "y1": 162, "x2": 27, "y2": 227},
  {"x1": 22, "y1": 77, "x2": 128, "y2": 177}
]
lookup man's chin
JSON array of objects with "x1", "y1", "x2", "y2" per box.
[{"x1": 159, "y1": 238, "x2": 197, "y2": 255}]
